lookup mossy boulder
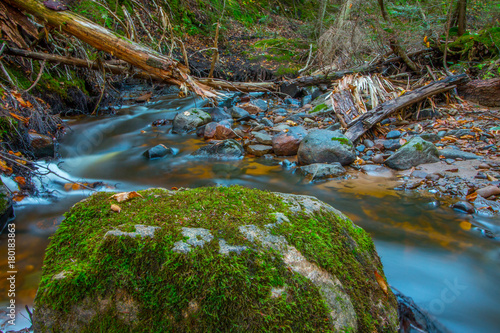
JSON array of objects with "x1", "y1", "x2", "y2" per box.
[
  {"x1": 172, "y1": 108, "x2": 211, "y2": 134},
  {"x1": 297, "y1": 130, "x2": 356, "y2": 166},
  {"x1": 384, "y1": 136, "x2": 439, "y2": 170},
  {"x1": 33, "y1": 186, "x2": 398, "y2": 332}
]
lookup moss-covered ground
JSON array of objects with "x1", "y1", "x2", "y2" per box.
[{"x1": 35, "y1": 186, "x2": 395, "y2": 332}]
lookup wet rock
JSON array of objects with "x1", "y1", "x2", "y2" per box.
[
  {"x1": 411, "y1": 170, "x2": 428, "y2": 178},
  {"x1": 230, "y1": 106, "x2": 250, "y2": 119},
  {"x1": 284, "y1": 98, "x2": 300, "y2": 107},
  {"x1": 238, "y1": 102, "x2": 263, "y2": 114},
  {"x1": 299, "y1": 95, "x2": 311, "y2": 107},
  {"x1": 202, "y1": 107, "x2": 232, "y2": 122},
  {"x1": 452, "y1": 201, "x2": 475, "y2": 214},
  {"x1": 279, "y1": 82, "x2": 301, "y2": 98},
  {"x1": 0, "y1": 179, "x2": 14, "y2": 228},
  {"x1": 252, "y1": 132, "x2": 272, "y2": 145},
  {"x1": 246, "y1": 144, "x2": 273, "y2": 156},
  {"x1": 143, "y1": 144, "x2": 174, "y2": 159},
  {"x1": 383, "y1": 139, "x2": 401, "y2": 151},
  {"x1": 385, "y1": 137, "x2": 439, "y2": 170},
  {"x1": 475, "y1": 186, "x2": 500, "y2": 199},
  {"x1": 356, "y1": 145, "x2": 366, "y2": 153},
  {"x1": 473, "y1": 196, "x2": 500, "y2": 215},
  {"x1": 272, "y1": 126, "x2": 307, "y2": 156},
  {"x1": 297, "y1": 130, "x2": 356, "y2": 166},
  {"x1": 28, "y1": 132, "x2": 55, "y2": 158},
  {"x1": 419, "y1": 133, "x2": 441, "y2": 143},
  {"x1": 439, "y1": 149, "x2": 481, "y2": 160},
  {"x1": 274, "y1": 108, "x2": 288, "y2": 116},
  {"x1": 192, "y1": 139, "x2": 244, "y2": 159},
  {"x1": 261, "y1": 118, "x2": 274, "y2": 127},
  {"x1": 386, "y1": 130, "x2": 401, "y2": 139},
  {"x1": 364, "y1": 139, "x2": 375, "y2": 148},
  {"x1": 253, "y1": 99, "x2": 269, "y2": 112},
  {"x1": 172, "y1": 108, "x2": 211, "y2": 134},
  {"x1": 297, "y1": 163, "x2": 346, "y2": 180},
  {"x1": 204, "y1": 122, "x2": 238, "y2": 140}
]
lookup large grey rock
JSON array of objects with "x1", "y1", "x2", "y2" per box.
[
  {"x1": 246, "y1": 144, "x2": 273, "y2": 156},
  {"x1": 192, "y1": 139, "x2": 244, "y2": 159},
  {"x1": 172, "y1": 108, "x2": 211, "y2": 134},
  {"x1": 252, "y1": 131, "x2": 273, "y2": 145},
  {"x1": 33, "y1": 187, "x2": 398, "y2": 332},
  {"x1": 230, "y1": 106, "x2": 250, "y2": 119},
  {"x1": 297, "y1": 162, "x2": 346, "y2": 180},
  {"x1": 297, "y1": 130, "x2": 356, "y2": 166},
  {"x1": 142, "y1": 144, "x2": 174, "y2": 159},
  {"x1": 384, "y1": 137, "x2": 439, "y2": 170},
  {"x1": 272, "y1": 126, "x2": 307, "y2": 156}
]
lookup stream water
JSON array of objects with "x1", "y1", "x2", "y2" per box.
[{"x1": 1, "y1": 93, "x2": 499, "y2": 332}]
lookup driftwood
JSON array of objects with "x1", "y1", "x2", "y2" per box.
[
  {"x1": 344, "y1": 74, "x2": 470, "y2": 142},
  {"x1": 457, "y1": 78, "x2": 500, "y2": 107},
  {"x1": 3, "y1": 0, "x2": 217, "y2": 97}
]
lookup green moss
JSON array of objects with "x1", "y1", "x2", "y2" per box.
[
  {"x1": 310, "y1": 103, "x2": 328, "y2": 113},
  {"x1": 448, "y1": 26, "x2": 500, "y2": 59},
  {"x1": 331, "y1": 137, "x2": 353, "y2": 147},
  {"x1": 414, "y1": 142, "x2": 423, "y2": 151},
  {"x1": 35, "y1": 186, "x2": 393, "y2": 332},
  {"x1": 37, "y1": 71, "x2": 88, "y2": 99}
]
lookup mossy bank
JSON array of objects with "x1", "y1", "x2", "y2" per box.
[{"x1": 33, "y1": 186, "x2": 398, "y2": 332}]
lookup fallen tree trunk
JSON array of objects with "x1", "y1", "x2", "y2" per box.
[
  {"x1": 457, "y1": 78, "x2": 500, "y2": 107},
  {"x1": 5, "y1": 47, "x2": 279, "y2": 93},
  {"x1": 3, "y1": 0, "x2": 217, "y2": 97},
  {"x1": 344, "y1": 74, "x2": 470, "y2": 142}
]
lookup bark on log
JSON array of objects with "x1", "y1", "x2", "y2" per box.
[
  {"x1": 2, "y1": 0, "x2": 217, "y2": 97},
  {"x1": 457, "y1": 78, "x2": 500, "y2": 107},
  {"x1": 344, "y1": 74, "x2": 470, "y2": 142}
]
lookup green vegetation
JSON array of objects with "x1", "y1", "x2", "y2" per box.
[
  {"x1": 310, "y1": 103, "x2": 329, "y2": 113},
  {"x1": 35, "y1": 186, "x2": 395, "y2": 332}
]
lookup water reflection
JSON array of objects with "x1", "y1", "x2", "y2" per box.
[{"x1": 1, "y1": 95, "x2": 499, "y2": 332}]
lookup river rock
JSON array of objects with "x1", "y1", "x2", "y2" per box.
[
  {"x1": 172, "y1": 108, "x2": 211, "y2": 134},
  {"x1": 384, "y1": 137, "x2": 439, "y2": 170},
  {"x1": 246, "y1": 144, "x2": 273, "y2": 156},
  {"x1": 202, "y1": 107, "x2": 232, "y2": 122},
  {"x1": 272, "y1": 126, "x2": 307, "y2": 156},
  {"x1": 386, "y1": 130, "x2": 401, "y2": 139},
  {"x1": 142, "y1": 144, "x2": 174, "y2": 159},
  {"x1": 28, "y1": 132, "x2": 54, "y2": 158},
  {"x1": 230, "y1": 106, "x2": 250, "y2": 119},
  {"x1": 32, "y1": 186, "x2": 398, "y2": 332},
  {"x1": 297, "y1": 162, "x2": 346, "y2": 180},
  {"x1": 203, "y1": 122, "x2": 238, "y2": 140},
  {"x1": 475, "y1": 186, "x2": 500, "y2": 199},
  {"x1": 192, "y1": 139, "x2": 244, "y2": 159},
  {"x1": 252, "y1": 131, "x2": 272, "y2": 145},
  {"x1": 0, "y1": 179, "x2": 14, "y2": 227},
  {"x1": 297, "y1": 130, "x2": 356, "y2": 166},
  {"x1": 439, "y1": 148, "x2": 481, "y2": 160}
]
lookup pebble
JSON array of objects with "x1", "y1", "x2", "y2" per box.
[{"x1": 386, "y1": 130, "x2": 401, "y2": 139}]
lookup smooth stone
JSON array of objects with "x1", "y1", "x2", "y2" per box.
[
  {"x1": 202, "y1": 107, "x2": 232, "y2": 122},
  {"x1": 386, "y1": 130, "x2": 401, "y2": 139},
  {"x1": 246, "y1": 144, "x2": 273, "y2": 157},
  {"x1": 356, "y1": 145, "x2": 366, "y2": 152},
  {"x1": 384, "y1": 137, "x2": 439, "y2": 170},
  {"x1": 172, "y1": 108, "x2": 211, "y2": 134},
  {"x1": 230, "y1": 106, "x2": 250, "y2": 119},
  {"x1": 475, "y1": 186, "x2": 500, "y2": 199},
  {"x1": 252, "y1": 132, "x2": 273, "y2": 145},
  {"x1": 272, "y1": 126, "x2": 308, "y2": 156},
  {"x1": 383, "y1": 139, "x2": 401, "y2": 151},
  {"x1": 439, "y1": 149, "x2": 481, "y2": 160},
  {"x1": 297, "y1": 130, "x2": 356, "y2": 166},
  {"x1": 143, "y1": 144, "x2": 174, "y2": 159},
  {"x1": 191, "y1": 139, "x2": 244, "y2": 159},
  {"x1": 297, "y1": 162, "x2": 346, "y2": 180},
  {"x1": 28, "y1": 132, "x2": 54, "y2": 158},
  {"x1": 261, "y1": 118, "x2": 274, "y2": 127},
  {"x1": 204, "y1": 122, "x2": 238, "y2": 140},
  {"x1": 452, "y1": 201, "x2": 475, "y2": 214}
]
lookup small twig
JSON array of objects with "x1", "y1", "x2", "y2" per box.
[
  {"x1": 24, "y1": 60, "x2": 46, "y2": 93},
  {"x1": 91, "y1": 66, "x2": 106, "y2": 116},
  {"x1": 298, "y1": 44, "x2": 314, "y2": 74}
]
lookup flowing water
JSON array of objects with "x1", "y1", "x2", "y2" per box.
[{"x1": 1, "y1": 93, "x2": 499, "y2": 332}]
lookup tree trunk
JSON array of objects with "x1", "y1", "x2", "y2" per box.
[
  {"x1": 2, "y1": 0, "x2": 216, "y2": 98},
  {"x1": 344, "y1": 74, "x2": 469, "y2": 142},
  {"x1": 457, "y1": 78, "x2": 500, "y2": 107},
  {"x1": 377, "y1": 0, "x2": 420, "y2": 73},
  {"x1": 457, "y1": 0, "x2": 467, "y2": 36}
]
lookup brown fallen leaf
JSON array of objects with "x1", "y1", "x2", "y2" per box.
[
  {"x1": 110, "y1": 191, "x2": 143, "y2": 202},
  {"x1": 374, "y1": 270, "x2": 388, "y2": 295},
  {"x1": 111, "y1": 204, "x2": 121, "y2": 213}
]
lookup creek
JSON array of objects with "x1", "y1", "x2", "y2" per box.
[{"x1": 1, "y1": 93, "x2": 499, "y2": 332}]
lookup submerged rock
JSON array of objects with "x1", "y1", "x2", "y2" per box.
[
  {"x1": 384, "y1": 137, "x2": 439, "y2": 170},
  {"x1": 191, "y1": 139, "x2": 244, "y2": 159},
  {"x1": 28, "y1": 132, "x2": 55, "y2": 158},
  {"x1": 297, "y1": 130, "x2": 356, "y2": 166},
  {"x1": 172, "y1": 108, "x2": 211, "y2": 134},
  {"x1": 142, "y1": 144, "x2": 174, "y2": 159},
  {"x1": 297, "y1": 162, "x2": 346, "y2": 180},
  {"x1": 32, "y1": 186, "x2": 398, "y2": 332}
]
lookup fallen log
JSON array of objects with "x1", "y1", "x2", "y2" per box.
[
  {"x1": 457, "y1": 78, "x2": 500, "y2": 107},
  {"x1": 344, "y1": 74, "x2": 470, "y2": 142},
  {"x1": 5, "y1": 47, "x2": 279, "y2": 93},
  {"x1": 3, "y1": 0, "x2": 217, "y2": 98}
]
